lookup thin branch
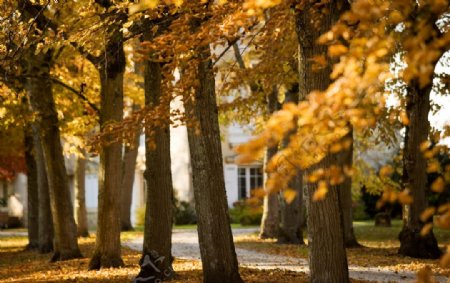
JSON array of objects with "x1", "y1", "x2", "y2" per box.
[{"x1": 50, "y1": 78, "x2": 100, "y2": 115}]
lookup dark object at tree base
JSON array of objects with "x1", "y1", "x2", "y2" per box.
[
  {"x1": 133, "y1": 251, "x2": 173, "y2": 283},
  {"x1": 398, "y1": 228, "x2": 442, "y2": 259},
  {"x1": 375, "y1": 212, "x2": 391, "y2": 227}
]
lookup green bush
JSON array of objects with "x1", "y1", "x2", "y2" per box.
[
  {"x1": 352, "y1": 200, "x2": 370, "y2": 221},
  {"x1": 173, "y1": 200, "x2": 197, "y2": 225},
  {"x1": 229, "y1": 200, "x2": 262, "y2": 226},
  {"x1": 135, "y1": 206, "x2": 146, "y2": 227}
]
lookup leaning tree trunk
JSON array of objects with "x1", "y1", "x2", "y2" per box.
[
  {"x1": 278, "y1": 83, "x2": 305, "y2": 245},
  {"x1": 142, "y1": 58, "x2": 174, "y2": 277},
  {"x1": 74, "y1": 155, "x2": 89, "y2": 237},
  {"x1": 398, "y1": 80, "x2": 441, "y2": 259},
  {"x1": 296, "y1": 1, "x2": 349, "y2": 282},
  {"x1": 26, "y1": 51, "x2": 81, "y2": 261},
  {"x1": 89, "y1": 26, "x2": 125, "y2": 270},
  {"x1": 185, "y1": 47, "x2": 243, "y2": 283},
  {"x1": 339, "y1": 129, "x2": 360, "y2": 247},
  {"x1": 24, "y1": 125, "x2": 39, "y2": 250},
  {"x1": 121, "y1": 124, "x2": 140, "y2": 231},
  {"x1": 32, "y1": 124, "x2": 54, "y2": 254},
  {"x1": 260, "y1": 88, "x2": 280, "y2": 239}
]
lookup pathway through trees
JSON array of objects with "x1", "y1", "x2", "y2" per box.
[{"x1": 125, "y1": 228, "x2": 448, "y2": 283}]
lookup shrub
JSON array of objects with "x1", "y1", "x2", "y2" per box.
[
  {"x1": 229, "y1": 200, "x2": 262, "y2": 226},
  {"x1": 173, "y1": 200, "x2": 197, "y2": 225}
]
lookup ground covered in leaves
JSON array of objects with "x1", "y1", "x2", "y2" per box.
[{"x1": 234, "y1": 220, "x2": 450, "y2": 277}]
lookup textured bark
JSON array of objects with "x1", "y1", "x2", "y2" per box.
[
  {"x1": 74, "y1": 156, "x2": 89, "y2": 237},
  {"x1": 121, "y1": 125, "x2": 140, "y2": 232},
  {"x1": 89, "y1": 24, "x2": 125, "y2": 269},
  {"x1": 26, "y1": 52, "x2": 81, "y2": 261},
  {"x1": 278, "y1": 84, "x2": 305, "y2": 245},
  {"x1": 142, "y1": 59, "x2": 174, "y2": 276},
  {"x1": 32, "y1": 125, "x2": 54, "y2": 254},
  {"x1": 185, "y1": 47, "x2": 243, "y2": 283},
  {"x1": 260, "y1": 89, "x2": 280, "y2": 239},
  {"x1": 398, "y1": 81, "x2": 441, "y2": 259},
  {"x1": 338, "y1": 130, "x2": 360, "y2": 248},
  {"x1": 296, "y1": 1, "x2": 349, "y2": 282},
  {"x1": 24, "y1": 126, "x2": 39, "y2": 250}
]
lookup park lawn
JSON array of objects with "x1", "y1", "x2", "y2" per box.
[
  {"x1": 234, "y1": 220, "x2": 450, "y2": 276},
  {"x1": 0, "y1": 234, "x2": 313, "y2": 283}
]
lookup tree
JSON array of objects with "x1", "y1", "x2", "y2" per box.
[
  {"x1": 74, "y1": 155, "x2": 89, "y2": 237},
  {"x1": 396, "y1": 1, "x2": 447, "y2": 259},
  {"x1": 33, "y1": 125, "x2": 54, "y2": 254},
  {"x1": 185, "y1": 46, "x2": 243, "y2": 283},
  {"x1": 260, "y1": 88, "x2": 280, "y2": 239},
  {"x1": 278, "y1": 83, "x2": 305, "y2": 245},
  {"x1": 24, "y1": 125, "x2": 39, "y2": 250},
  {"x1": 295, "y1": 1, "x2": 350, "y2": 281},
  {"x1": 76, "y1": 1, "x2": 127, "y2": 269},
  {"x1": 142, "y1": 56, "x2": 174, "y2": 275}
]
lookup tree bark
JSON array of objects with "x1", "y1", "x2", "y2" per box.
[
  {"x1": 398, "y1": 80, "x2": 441, "y2": 259},
  {"x1": 185, "y1": 47, "x2": 243, "y2": 283},
  {"x1": 74, "y1": 155, "x2": 89, "y2": 237},
  {"x1": 142, "y1": 58, "x2": 174, "y2": 277},
  {"x1": 121, "y1": 123, "x2": 140, "y2": 232},
  {"x1": 260, "y1": 88, "x2": 280, "y2": 239},
  {"x1": 278, "y1": 84, "x2": 305, "y2": 245},
  {"x1": 26, "y1": 51, "x2": 81, "y2": 261},
  {"x1": 296, "y1": 1, "x2": 349, "y2": 282},
  {"x1": 338, "y1": 129, "x2": 360, "y2": 248},
  {"x1": 32, "y1": 125, "x2": 54, "y2": 254},
  {"x1": 24, "y1": 125, "x2": 39, "y2": 250},
  {"x1": 89, "y1": 23, "x2": 125, "y2": 269}
]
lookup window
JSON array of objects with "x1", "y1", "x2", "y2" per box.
[
  {"x1": 237, "y1": 166, "x2": 263, "y2": 200},
  {"x1": 0, "y1": 182, "x2": 7, "y2": 207}
]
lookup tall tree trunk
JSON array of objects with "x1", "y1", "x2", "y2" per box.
[
  {"x1": 89, "y1": 24, "x2": 125, "y2": 269},
  {"x1": 398, "y1": 81, "x2": 441, "y2": 259},
  {"x1": 32, "y1": 125, "x2": 54, "y2": 254},
  {"x1": 121, "y1": 122, "x2": 140, "y2": 231},
  {"x1": 185, "y1": 47, "x2": 243, "y2": 283},
  {"x1": 74, "y1": 155, "x2": 89, "y2": 237},
  {"x1": 260, "y1": 88, "x2": 280, "y2": 239},
  {"x1": 339, "y1": 129, "x2": 360, "y2": 247},
  {"x1": 296, "y1": 1, "x2": 349, "y2": 282},
  {"x1": 25, "y1": 51, "x2": 81, "y2": 261},
  {"x1": 278, "y1": 84, "x2": 305, "y2": 245},
  {"x1": 142, "y1": 58, "x2": 174, "y2": 277},
  {"x1": 24, "y1": 125, "x2": 39, "y2": 250}
]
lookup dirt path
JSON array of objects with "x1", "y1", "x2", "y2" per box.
[{"x1": 125, "y1": 228, "x2": 448, "y2": 283}]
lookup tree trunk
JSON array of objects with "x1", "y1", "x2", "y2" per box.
[
  {"x1": 89, "y1": 26, "x2": 125, "y2": 269},
  {"x1": 74, "y1": 155, "x2": 89, "y2": 237},
  {"x1": 260, "y1": 88, "x2": 280, "y2": 239},
  {"x1": 32, "y1": 125, "x2": 54, "y2": 254},
  {"x1": 398, "y1": 80, "x2": 441, "y2": 259},
  {"x1": 121, "y1": 124, "x2": 140, "y2": 231},
  {"x1": 142, "y1": 59, "x2": 174, "y2": 278},
  {"x1": 185, "y1": 47, "x2": 243, "y2": 283},
  {"x1": 339, "y1": 129, "x2": 360, "y2": 248},
  {"x1": 296, "y1": 1, "x2": 349, "y2": 282},
  {"x1": 24, "y1": 125, "x2": 39, "y2": 250},
  {"x1": 26, "y1": 52, "x2": 81, "y2": 261},
  {"x1": 278, "y1": 84, "x2": 305, "y2": 245}
]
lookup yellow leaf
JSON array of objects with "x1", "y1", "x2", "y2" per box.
[
  {"x1": 420, "y1": 223, "x2": 433, "y2": 237},
  {"x1": 283, "y1": 189, "x2": 297, "y2": 204},
  {"x1": 399, "y1": 111, "x2": 409, "y2": 125},
  {"x1": 379, "y1": 165, "x2": 394, "y2": 178},
  {"x1": 328, "y1": 44, "x2": 348, "y2": 57},
  {"x1": 431, "y1": 177, "x2": 445, "y2": 193},
  {"x1": 420, "y1": 207, "x2": 436, "y2": 222},
  {"x1": 313, "y1": 181, "x2": 328, "y2": 201},
  {"x1": 398, "y1": 190, "x2": 413, "y2": 205}
]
